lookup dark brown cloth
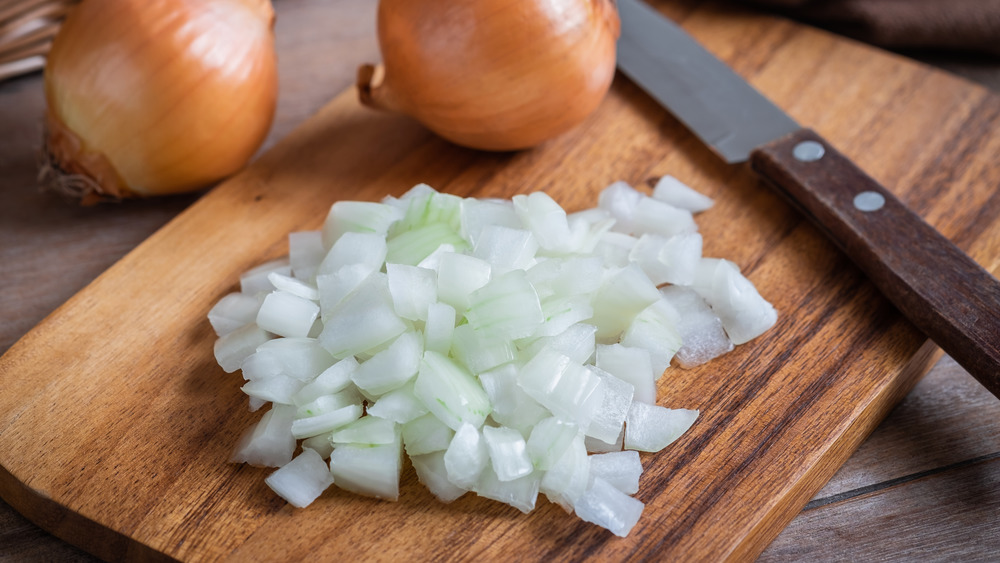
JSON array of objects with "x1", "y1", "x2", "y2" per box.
[{"x1": 742, "y1": 0, "x2": 1000, "y2": 56}]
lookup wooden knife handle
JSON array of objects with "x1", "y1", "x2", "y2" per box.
[{"x1": 750, "y1": 128, "x2": 1000, "y2": 398}]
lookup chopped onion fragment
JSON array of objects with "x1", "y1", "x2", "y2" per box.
[
  {"x1": 265, "y1": 448, "x2": 334, "y2": 508},
  {"x1": 624, "y1": 402, "x2": 699, "y2": 452},
  {"x1": 482, "y1": 425, "x2": 533, "y2": 482},
  {"x1": 574, "y1": 476, "x2": 644, "y2": 538},
  {"x1": 588, "y1": 450, "x2": 642, "y2": 495}
]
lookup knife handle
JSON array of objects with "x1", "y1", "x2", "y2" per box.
[{"x1": 750, "y1": 128, "x2": 1000, "y2": 398}]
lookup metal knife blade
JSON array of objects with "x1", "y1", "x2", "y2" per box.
[
  {"x1": 615, "y1": 0, "x2": 1000, "y2": 399},
  {"x1": 616, "y1": 0, "x2": 798, "y2": 163}
]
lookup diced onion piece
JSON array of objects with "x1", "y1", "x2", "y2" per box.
[
  {"x1": 208, "y1": 292, "x2": 264, "y2": 336},
  {"x1": 658, "y1": 233, "x2": 703, "y2": 285},
  {"x1": 318, "y1": 273, "x2": 408, "y2": 359},
  {"x1": 230, "y1": 404, "x2": 297, "y2": 467},
  {"x1": 526, "y1": 256, "x2": 603, "y2": 299},
  {"x1": 629, "y1": 232, "x2": 703, "y2": 286},
  {"x1": 517, "y1": 349, "x2": 605, "y2": 429},
  {"x1": 585, "y1": 428, "x2": 624, "y2": 454},
  {"x1": 539, "y1": 434, "x2": 590, "y2": 512},
  {"x1": 513, "y1": 191, "x2": 577, "y2": 254},
  {"x1": 416, "y1": 243, "x2": 457, "y2": 270},
  {"x1": 329, "y1": 416, "x2": 398, "y2": 446},
  {"x1": 593, "y1": 231, "x2": 638, "y2": 268},
  {"x1": 692, "y1": 258, "x2": 777, "y2": 345},
  {"x1": 316, "y1": 233, "x2": 388, "y2": 309},
  {"x1": 566, "y1": 208, "x2": 616, "y2": 255},
  {"x1": 293, "y1": 357, "x2": 360, "y2": 406},
  {"x1": 465, "y1": 270, "x2": 543, "y2": 340},
  {"x1": 383, "y1": 182, "x2": 437, "y2": 210},
  {"x1": 478, "y1": 364, "x2": 550, "y2": 437},
  {"x1": 256, "y1": 291, "x2": 320, "y2": 339},
  {"x1": 387, "y1": 223, "x2": 468, "y2": 266},
  {"x1": 301, "y1": 432, "x2": 335, "y2": 459},
  {"x1": 535, "y1": 294, "x2": 594, "y2": 339},
  {"x1": 386, "y1": 263, "x2": 438, "y2": 321},
  {"x1": 473, "y1": 466, "x2": 540, "y2": 514},
  {"x1": 411, "y1": 451, "x2": 467, "y2": 503},
  {"x1": 588, "y1": 450, "x2": 641, "y2": 495},
  {"x1": 574, "y1": 476, "x2": 644, "y2": 538},
  {"x1": 482, "y1": 425, "x2": 533, "y2": 482},
  {"x1": 248, "y1": 397, "x2": 268, "y2": 413},
  {"x1": 316, "y1": 267, "x2": 372, "y2": 315},
  {"x1": 239, "y1": 349, "x2": 282, "y2": 382},
  {"x1": 322, "y1": 200, "x2": 403, "y2": 249},
  {"x1": 596, "y1": 344, "x2": 656, "y2": 405},
  {"x1": 267, "y1": 272, "x2": 320, "y2": 301},
  {"x1": 329, "y1": 425, "x2": 404, "y2": 501},
  {"x1": 414, "y1": 351, "x2": 492, "y2": 431},
  {"x1": 450, "y1": 324, "x2": 516, "y2": 376},
  {"x1": 291, "y1": 404, "x2": 363, "y2": 439},
  {"x1": 631, "y1": 196, "x2": 698, "y2": 238},
  {"x1": 472, "y1": 225, "x2": 538, "y2": 273},
  {"x1": 241, "y1": 374, "x2": 303, "y2": 405},
  {"x1": 423, "y1": 301, "x2": 457, "y2": 355},
  {"x1": 590, "y1": 264, "x2": 660, "y2": 342},
  {"x1": 265, "y1": 448, "x2": 334, "y2": 508},
  {"x1": 651, "y1": 175, "x2": 714, "y2": 213},
  {"x1": 629, "y1": 234, "x2": 671, "y2": 285},
  {"x1": 621, "y1": 298, "x2": 683, "y2": 379},
  {"x1": 351, "y1": 331, "x2": 423, "y2": 396},
  {"x1": 520, "y1": 322, "x2": 596, "y2": 366},
  {"x1": 402, "y1": 413, "x2": 456, "y2": 456},
  {"x1": 585, "y1": 367, "x2": 634, "y2": 444},
  {"x1": 444, "y1": 422, "x2": 489, "y2": 489},
  {"x1": 624, "y1": 402, "x2": 698, "y2": 452},
  {"x1": 248, "y1": 338, "x2": 335, "y2": 382},
  {"x1": 526, "y1": 417, "x2": 579, "y2": 470},
  {"x1": 366, "y1": 381, "x2": 429, "y2": 424},
  {"x1": 598, "y1": 181, "x2": 643, "y2": 235},
  {"x1": 435, "y1": 252, "x2": 492, "y2": 313},
  {"x1": 214, "y1": 324, "x2": 272, "y2": 373},
  {"x1": 319, "y1": 232, "x2": 388, "y2": 278},
  {"x1": 296, "y1": 388, "x2": 364, "y2": 418},
  {"x1": 460, "y1": 197, "x2": 521, "y2": 247},
  {"x1": 240, "y1": 258, "x2": 291, "y2": 295},
  {"x1": 660, "y1": 285, "x2": 734, "y2": 368},
  {"x1": 392, "y1": 188, "x2": 463, "y2": 236}
]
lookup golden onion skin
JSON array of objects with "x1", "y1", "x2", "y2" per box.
[
  {"x1": 43, "y1": 0, "x2": 278, "y2": 202},
  {"x1": 359, "y1": 0, "x2": 620, "y2": 152}
]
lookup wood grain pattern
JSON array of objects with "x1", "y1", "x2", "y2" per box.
[
  {"x1": 1, "y1": 1, "x2": 999, "y2": 561},
  {"x1": 762, "y1": 356, "x2": 1000, "y2": 560},
  {"x1": 751, "y1": 128, "x2": 1000, "y2": 398}
]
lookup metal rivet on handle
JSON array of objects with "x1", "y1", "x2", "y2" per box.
[
  {"x1": 793, "y1": 140, "x2": 825, "y2": 162},
  {"x1": 853, "y1": 191, "x2": 886, "y2": 212}
]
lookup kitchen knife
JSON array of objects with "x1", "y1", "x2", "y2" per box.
[{"x1": 616, "y1": 0, "x2": 1000, "y2": 398}]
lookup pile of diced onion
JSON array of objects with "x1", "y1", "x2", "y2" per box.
[{"x1": 209, "y1": 177, "x2": 776, "y2": 537}]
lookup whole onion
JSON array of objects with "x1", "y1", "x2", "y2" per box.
[
  {"x1": 42, "y1": 0, "x2": 278, "y2": 204},
  {"x1": 357, "y1": 0, "x2": 620, "y2": 152}
]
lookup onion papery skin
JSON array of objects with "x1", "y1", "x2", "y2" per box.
[
  {"x1": 42, "y1": 0, "x2": 278, "y2": 203},
  {"x1": 358, "y1": 0, "x2": 620, "y2": 152}
]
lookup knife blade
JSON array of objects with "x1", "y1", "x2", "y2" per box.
[{"x1": 616, "y1": 0, "x2": 1000, "y2": 398}]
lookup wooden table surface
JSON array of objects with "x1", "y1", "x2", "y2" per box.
[{"x1": 2, "y1": 0, "x2": 998, "y2": 560}]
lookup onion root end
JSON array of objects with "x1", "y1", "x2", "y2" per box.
[{"x1": 39, "y1": 117, "x2": 132, "y2": 205}]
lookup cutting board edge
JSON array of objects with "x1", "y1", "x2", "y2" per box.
[
  {"x1": 0, "y1": 463, "x2": 175, "y2": 562},
  {"x1": 732, "y1": 340, "x2": 944, "y2": 561}
]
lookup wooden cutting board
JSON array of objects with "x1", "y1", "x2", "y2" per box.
[{"x1": 2, "y1": 2, "x2": 999, "y2": 560}]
